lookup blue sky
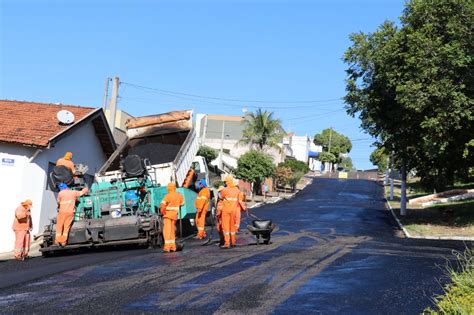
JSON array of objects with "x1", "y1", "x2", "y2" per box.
[{"x1": 0, "y1": 0, "x2": 405, "y2": 169}]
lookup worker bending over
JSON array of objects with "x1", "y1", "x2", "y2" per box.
[
  {"x1": 194, "y1": 179, "x2": 210, "y2": 239},
  {"x1": 160, "y1": 182, "x2": 184, "y2": 252},
  {"x1": 12, "y1": 200, "x2": 33, "y2": 260},
  {"x1": 55, "y1": 184, "x2": 89, "y2": 246},
  {"x1": 56, "y1": 151, "x2": 75, "y2": 174},
  {"x1": 220, "y1": 176, "x2": 241, "y2": 249}
]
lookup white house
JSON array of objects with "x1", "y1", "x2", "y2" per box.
[{"x1": 0, "y1": 100, "x2": 116, "y2": 253}]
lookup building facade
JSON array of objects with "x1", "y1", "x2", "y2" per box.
[{"x1": 0, "y1": 101, "x2": 116, "y2": 253}]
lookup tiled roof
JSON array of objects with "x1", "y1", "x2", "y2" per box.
[{"x1": 0, "y1": 100, "x2": 97, "y2": 147}]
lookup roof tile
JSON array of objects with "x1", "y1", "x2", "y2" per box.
[{"x1": 0, "y1": 100, "x2": 96, "y2": 147}]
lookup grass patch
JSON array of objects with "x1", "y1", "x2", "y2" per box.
[{"x1": 426, "y1": 248, "x2": 474, "y2": 314}]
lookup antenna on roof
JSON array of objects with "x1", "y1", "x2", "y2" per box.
[{"x1": 57, "y1": 110, "x2": 75, "y2": 125}]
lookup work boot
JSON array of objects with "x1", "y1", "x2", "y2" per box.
[{"x1": 220, "y1": 245, "x2": 230, "y2": 250}]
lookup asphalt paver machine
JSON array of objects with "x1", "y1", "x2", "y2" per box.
[{"x1": 40, "y1": 110, "x2": 209, "y2": 255}]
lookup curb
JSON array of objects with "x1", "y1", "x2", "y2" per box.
[{"x1": 385, "y1": 198, "x2": 474, "y2": 242}]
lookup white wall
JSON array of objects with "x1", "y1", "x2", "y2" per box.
[
  {"x1": 0, "y1": 121, "x2": 109, "y2": 253},
  {"x1": 290, "y1": 136, "x2": 310, "y2": 163},
  {"x1": 0, "y1": 144, "x2": 36, "y2": 253}
]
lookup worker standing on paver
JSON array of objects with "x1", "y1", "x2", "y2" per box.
[
  {"x1": 12, "y1": 200, "x2": 33, "y2": 261},
  {"x1": 220, "y1": 176, "x2": 241, "y2": 249},
  {"x1": 55, "y1": 184, "x2": 89, "y2": 246},
  {"x1": 194, "y1": 179, "x2": 210, "y2": 239},
  {"x1": 182, "y1": 167, "x2": 196, "y2": 188},
  {"x1": 56, "y1": 151, "x2": 75, "y2": 174},
  {"x1": 160, "y1": 182, "x2": 184, "y2": 252}
]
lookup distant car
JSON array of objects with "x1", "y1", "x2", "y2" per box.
[{"x1": 336, "y1": 167, "x2": 348, "y2": 172}]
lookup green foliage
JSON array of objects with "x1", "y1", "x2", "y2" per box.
[
  {"x1": 426, "y1": 248, "x2": 474, "y2": 314},
  {"x1": 314, "y1": 128, "x2": 352, "y2": 162},
  {"x1": 234, "y1": 150, "x2": 275, "y2": 193},
  {"x1": 370, "y1": 147, "x2": 389, "y2": 171},
  {"x1": 278, "y1": 159, "x2": 309, "y2": 174},
  {"x1": 339, "y1": 156, "x2": 354, "y2": 171},
  {"x1": 197, "y1": 145, "x2": 218, "y2": 164},
  {"x1": 212, "y1": 179, "x2": 224, "y2": 189},
  {"x1": 318, "y1": 151, "x2": 336, "y2": 163},
  {"x1": 240, "y1": 108, "x2": 285, "y2": 151},
  {"x1": 289, "y1": 171, "x2": 304, "y2": 192},
  {"x1": 344, "y1": 0, "x2": 474, "y2": 191}
]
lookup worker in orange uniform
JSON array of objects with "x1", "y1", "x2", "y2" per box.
[
  {"x1": 194, "y1": 179, "x2": 210, "y2": 239},
  {"x1": 234, "y1": 189, "x2": 247, "y2": 232},
  {"x1": 55, "y1": 183, "x2": 89, "y2": 246},
  {"x1": 182, "y1": 167, "x2": 196, "y2": 188},
  {"x1": 220, "y1": 176, "x2": 241, "y2": 249},
  {"x1": 12, "y1": 200, "x2": 33, "y2": 261},
  {"x1": 56, "y1": 151, "x2": 75, "y2": 174},
  {"x1": 215, "y1": 186, "x2": 225, "y2": 246},
  {"x1": 160, "y1": 182, "x2": 184, "y2": 252}
]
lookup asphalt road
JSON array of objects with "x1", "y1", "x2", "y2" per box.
[{"x1": 0, "y1": 178, "x2": 471, "y2": 314}]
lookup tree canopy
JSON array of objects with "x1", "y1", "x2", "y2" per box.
[
  {"x1": 314, "y1": 128, "x2": 352, "y2": 163},
  {"x1": 369, "y1": 147, "x2": 389, "y2": 172},
  {"x1": 344, "y1": 0, "x2": 473, "y2": 190},
  {"x1": 197, "y1": 145, "x2": 218, "y2": 164},
  {"x1": 240, "y1": 109, "x2": 285, "y2": 151},
  {"x1": 234, "y1": 150, "x2": 275, "y2": 194}
]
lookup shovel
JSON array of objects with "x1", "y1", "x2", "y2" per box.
[{"x1": 176, "y1": 206, "x2": 185, "y2": 251}]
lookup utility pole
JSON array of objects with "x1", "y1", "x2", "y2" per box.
[
  {"x1": 108, "y1": 77, "x2": 120, "y2": 133},
  {"x1": 400, "y1": 164, "x2": 407, "y2": 216},
  {"x1": 102, "y1": 77, "x2": 111, "y2": 110},
  {"x1": 219, "y1": 120, "x2": 226, "y2": 170},
  {"x1": 390, "y1": 152, "x2": 394, "y2": 200},
  {"x1": 328, "y1": 127, "x2": 333, "y2": 172}
]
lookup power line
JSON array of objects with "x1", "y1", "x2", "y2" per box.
[{"x1": 121, "y1": 81, "x2": 343, "y2": 107}]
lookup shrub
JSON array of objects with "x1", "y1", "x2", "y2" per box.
[
  {"x1": 279, "y1": 159, "x2": 309, "y2": 174},
  {"x1": 426, "y1": 248, "x2": 474, "y2": 313},
  {"x1": 197, "y1": 145, "x2": 218, "y2": 164},
  {"x1": 234, "y1": 150, "x2": 275, "y2": 195}
]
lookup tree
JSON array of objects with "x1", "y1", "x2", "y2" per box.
[
  {"x1": 370, "y1": 148, "x2": 389, "y2": 171},
  {"x1": 234, "y1": 150, "x2": 275, "y2": 195},
  {"x1": 339, "y1": 156, "x2": 354, "y2": 171},
  {"x1": 278, "y1": 159, "x2": 309, "y2": 174},
  {"x1": 197, "y1": 145, "x2": 218, "y2": 164},
  {"x1": 314, "y1": 128, "x2": 352, "y2": 163},
  {"x1": 344, "y1": 0, "x2": 474, "y2": 191},
  {"x1": 240, "y1": 108, "x2": 285, "y2": 151},
  {"x1": 318, "y1": 152, "x2": 336, "y2": 164},
  {"x1": 274, "y1": 166, "x2": 293, "y2": 191}
]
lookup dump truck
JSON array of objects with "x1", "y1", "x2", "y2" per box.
[{"x1": 40, "y1": 110, "x2": 209, "y2": 255}]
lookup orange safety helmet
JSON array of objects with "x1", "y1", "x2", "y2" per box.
[
  {"x1": 64, "y1": 152, "x2": 73, "y2": 160},
  {"x1": 167, "y1": 182, "x2": 177, "y2": 192},
  {"x1": 21, "y1": 199, "x2": 33, "y2": 207},
  {"x1": 225, "y1": 176, "x2": 235, "y2": 187}
]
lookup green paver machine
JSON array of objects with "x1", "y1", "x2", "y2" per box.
[{"x1": 40, "y1": 110, "x2": 209, "y2": 255}]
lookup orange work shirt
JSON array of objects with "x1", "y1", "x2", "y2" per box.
[
  {"x1": 195, "y1": 187, "x2": 210, "y2": 213},
  {"x1": 57, "y1": 188, "x2": 88, "y2": 214},
  {"x1": 12, "y1": 205, "x2": 32, "y2": 231},
  {"x1": 220, "y1": 186, "x2": 240, "y2": 213},
  {"x1": 160, "y1": 191, "x2": 185, "y2": 220},
  {"x1": 56, "y1": 158, "x2": 75, "y2": 174}
]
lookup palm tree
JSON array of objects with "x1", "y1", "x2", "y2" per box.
[{"x1": 239, "y1": 108, "x2": 285, "y2": 151}]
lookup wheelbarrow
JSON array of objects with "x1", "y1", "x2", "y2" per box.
[{"x1": 247, "y1": 220, "x2": 275, "y2": 245}]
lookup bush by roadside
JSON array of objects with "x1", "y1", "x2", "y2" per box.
[{"x1": 426, "y1": 248, "x2": 474, "y2": 314}]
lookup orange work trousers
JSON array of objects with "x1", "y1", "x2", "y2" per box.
[
  {"x1": 163, "y1": 217, "x2": 177, "y2": 251},
  {"x1": 195, "y1": 208, "x2": 207, "y2": 239},
  {"x1": 55, "y1": 212, "x2": 74, "y2": 245},
  {"x1": 14, "y1": 230, "x2": 30, "y2": 259},
  {"x1": 221, "y1": 210, "x2": 236, "y2": 247},
  {"x1": 234, "y1": 209, "x2": 241, "y2": 232}
]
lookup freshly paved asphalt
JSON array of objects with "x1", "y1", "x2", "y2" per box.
[{"x1": 0, "y1": 178, "x2": 471, "y2": 314}]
